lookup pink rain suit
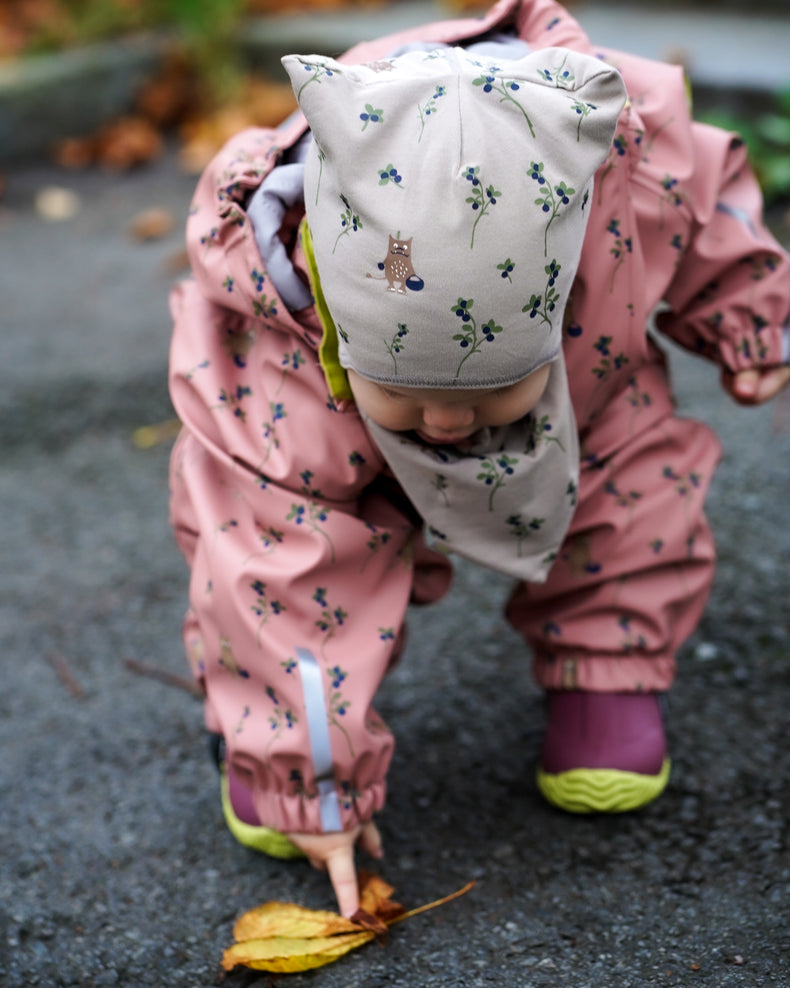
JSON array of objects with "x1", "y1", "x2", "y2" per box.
[{"x1": 168, "y1": 0, "x2": 790, "y2": 835}]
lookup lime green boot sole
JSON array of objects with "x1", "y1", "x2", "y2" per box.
[
  {"x1": 536, "y1": 758, "x2": 671, "y2": 814},
  {"x1": 220, "y1": 766, "x2": 305, "y2": 859}
]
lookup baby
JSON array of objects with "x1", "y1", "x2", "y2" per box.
[{"x1": 168, "y1": 0, "x2": 790, "y2": 917}]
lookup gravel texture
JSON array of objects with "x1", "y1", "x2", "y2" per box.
[{"x1": 1, "y1": 145, "x2": 788, "y2": 988}]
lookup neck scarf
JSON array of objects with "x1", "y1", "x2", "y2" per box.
[{"x1": 303, "y1": 220, "x2": 579, "y2": 582}]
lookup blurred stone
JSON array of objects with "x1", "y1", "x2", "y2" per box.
[{"x1": 34, "y1": 184, "x2": 80, "y2": 220}]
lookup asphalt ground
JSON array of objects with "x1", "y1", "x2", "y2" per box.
[{"x1": 2, "y1": 18, "x2": 790, "y2": 988}]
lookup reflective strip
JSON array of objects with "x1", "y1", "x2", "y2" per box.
[
  {"x1": 715, "y1": 200, "x2": 758, "y2": 239},
  {"x1": 296, "y1": 647, "x2": 342, "y2": 832}
]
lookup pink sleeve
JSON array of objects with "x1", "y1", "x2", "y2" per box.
[
  {"x1": 169, "y1": 280, "x2": 421, "y2": 834},
  {"x1": 184, "y1": 124, "x2": 320, "y2": 351},
  {"x1": 656, "y1": 122, "x2": 790, "y2": 372}
]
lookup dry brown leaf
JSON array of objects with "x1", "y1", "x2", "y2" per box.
[
  {"x1": 437, "y1": 0, "x2": 490, "y2": 10},
  {"x1": 51, "y1": 66, "x2": 296, "y2": 176},
  {"x1": 177, "y1": 108, "x2": 251, "y2": 174},
  {"x1": 178, "y1": 79, "x2": 297, "y2": 174},
  {"x1": 222, "y1": 872, "x2": 474, "y2": 974},
  {"x1": 52, "y1": 135, "x2": 96, "y2": 169},
  {"x1": 357, "y1": 871, "x2": 405, "y2": 923},
  {"x1": 242, "y1": 78, "x2": 299, "y2": 126},
  {"x1": 128, "y1": 206, "x2": 175, "y2": 241},
  {"x1": 349, "y1": 908, "x2": 388, "y2": 937},
  {"x1": 134, "y1": 55, "x2": 196, "y2": 128},
  {"x1": 0, "y1": 0, "x2": 73, "y2": 57},
  {"x1": 95, "y1": 116, "x2": 163, "y2": 170},
  {"x1": 0, "y1": 21, "x2": 27, "y2": 59},
  {"x1": 162, "y1": 247, "x2": 191, "y2": 274},
  {"x1": 248, "y1": 0, "x2": 386, "y2": 10}
]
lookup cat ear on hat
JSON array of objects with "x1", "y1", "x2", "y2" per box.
[
  {"x1": 281, "y1": 54, "x2": 360, "y2": 157},
  {"x1": 282, "y1": 53, "x2": 344, "y2": 99},
  {"x1": 529, "y1": 47, "x2": 627, "y2": 162}
]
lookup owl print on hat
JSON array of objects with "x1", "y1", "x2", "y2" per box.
[{"x1": 366, "y1": 234, "x2": 425, "y2": 294}]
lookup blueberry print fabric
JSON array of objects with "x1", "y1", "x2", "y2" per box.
[{"x1": 168, "y1": 0, "x2": 790, "y2": 836}]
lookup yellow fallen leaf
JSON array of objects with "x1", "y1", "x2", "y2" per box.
[
  {"x1": 131, "y1": 418, "x2": 181, "y2": 449},
  {"x1": 233, "y1": 901, "x2": 360, "y2": 941},
  {"x1": 222, "y1": 932, "x2": 375, "y2": 973},
  {"x1": 222, "y1": 872, "x2": 474, "y2": 974}
]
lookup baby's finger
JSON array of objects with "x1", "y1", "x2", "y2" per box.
[
  {"x1": 758, "y1": 366, "x2": 790, "y2": 402},
  {"x1": 725, "y1": 366, "x2": 790, "y2": 405},
  {"x1": 723, "y1": 367, "x2": 760, "y2": 404},
  {"x1": 358, "y1": 820, "x2": 383, "y2": 860},
  {"x1": 325, "y1": 845, "x2": 360, "y2": 918}
]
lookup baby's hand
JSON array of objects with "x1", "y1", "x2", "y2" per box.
[
  {"x1": 722, "y1": 366, "x2": 790, "y2": 405},
  {"x1": 285, "y1": 820, "x2": 383, "y2": 917}
]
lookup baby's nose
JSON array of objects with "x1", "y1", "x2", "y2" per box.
[{"x1": 422, "y1": 403, "x2": 475, "y2": 430}]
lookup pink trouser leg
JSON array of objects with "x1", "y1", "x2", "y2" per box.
[{"x1": 506, "y1": 414, "x2": 721, "y2": 692}]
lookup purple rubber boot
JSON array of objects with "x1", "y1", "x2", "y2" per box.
[{"x1": 537, "y1": 691, "x2": 671, "y2": 813}]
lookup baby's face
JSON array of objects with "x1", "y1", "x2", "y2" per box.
[{"x1": 347, "y1": 364, "x2": 551, "y2": 445}]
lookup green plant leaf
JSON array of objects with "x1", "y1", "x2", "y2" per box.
[{"x1": 755, "y1": 113, "x2": 790, "y2": 147}]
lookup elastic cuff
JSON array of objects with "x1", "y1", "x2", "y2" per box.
[
  {"x1": 718, "y1": 324, "x2": 790, "y2": 374},
  {"x1": 532, "y1": 651, "x2": 676, "y2": 692}
]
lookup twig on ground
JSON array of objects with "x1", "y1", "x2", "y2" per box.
[
  {"x1": 46, "y1": 652, "x2": 86, "y2": 699},
  {"x1": 124, "y1": 657, "x2": 202, "y2": 697}
]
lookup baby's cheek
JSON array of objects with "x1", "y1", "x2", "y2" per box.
[
  {"x1": 389, "y1": 408, "x2": 419, "y2": 432},
  {"x1": 365, "y1": 399, "x2": 416, "y2": 432},
  {"x1": 482, "y1": 396, "x2": 520, "y2": 426}
]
